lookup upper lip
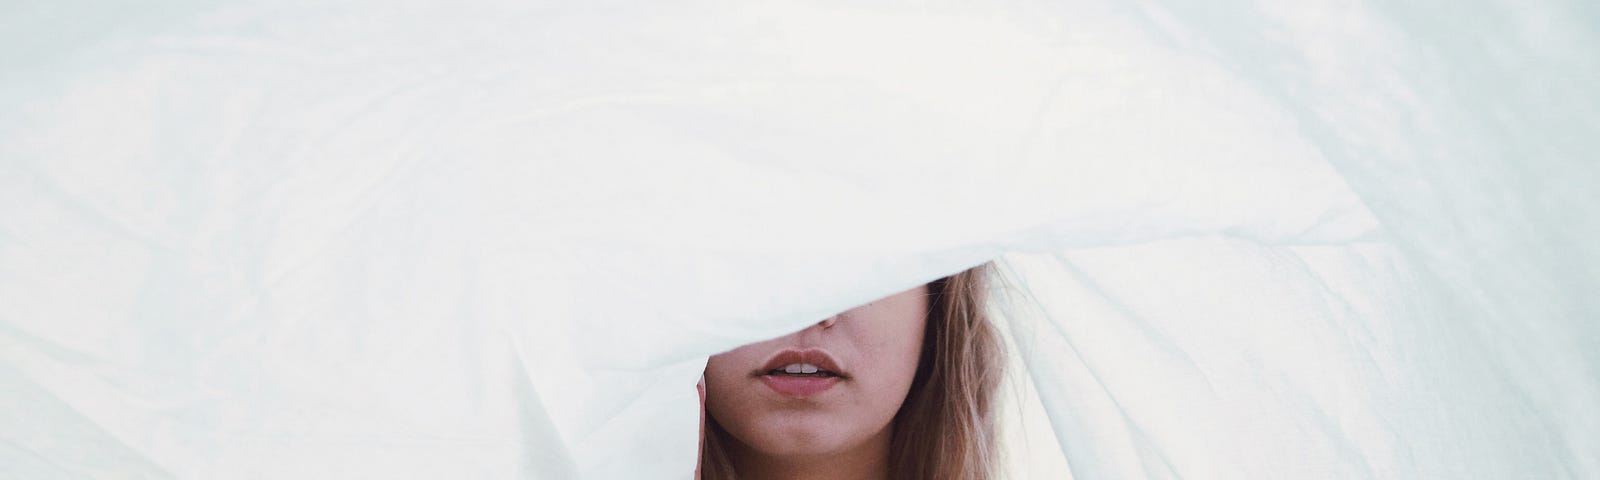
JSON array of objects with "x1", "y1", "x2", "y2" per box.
[{"x1": 756, "y1": 348, "x2": 848, "y2": 379}]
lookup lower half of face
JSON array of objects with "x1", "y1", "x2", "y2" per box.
[{"x1": 703, "y1": 285, "x2": 929, "y2": 457}]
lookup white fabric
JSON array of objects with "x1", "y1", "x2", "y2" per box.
[{"x1": 2, "y1": 0, "x2": 1595, "y2": 478}]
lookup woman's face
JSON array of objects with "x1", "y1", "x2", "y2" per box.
[{"x1": 704, "y1": 285, "x2": 929, "y2": 458}]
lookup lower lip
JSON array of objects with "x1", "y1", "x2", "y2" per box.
[{"x1": 761, "y1": 375, "x2": 842, "y2": 397}]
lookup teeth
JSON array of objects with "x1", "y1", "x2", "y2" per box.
[{"x1": 779, "y1": 363, "x2": 823, "y2": 374}]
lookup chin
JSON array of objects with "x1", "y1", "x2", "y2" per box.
[{"x1": 745, "y1": 414, "x2": 855, "y2": 456}]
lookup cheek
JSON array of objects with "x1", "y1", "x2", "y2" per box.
[
  {"x1": 842, "y1": 304, "x2": 927, "y2": 427},
  {"x1": 860, "y1": 291, "x2": 930, "y2": 389},
  {"x1": 703, "y1": 351, "x2": 754, "y2": 416},
  {"x1": 702, "y1": 348, "x2": 778, "y2": 443},
  {"x1": 859, "y1": 320, "x2": 926, "y2": 402}
]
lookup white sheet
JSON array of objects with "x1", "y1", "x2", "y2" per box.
[{"x1": 2, "y1": 0, "x2": 1595, "y2": 478}]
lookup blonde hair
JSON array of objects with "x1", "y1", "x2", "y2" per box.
[{"x1": 701, "y1": 263, "x2": 1003, "y2": 479}]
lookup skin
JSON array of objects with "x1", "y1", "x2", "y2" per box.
[{"x1": 699, "y1": 285, "x2": 930, "y2": 480}]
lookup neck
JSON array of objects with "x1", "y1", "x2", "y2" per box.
[{"x1": 729, "y1": 425, "x2": 892, "y2": 480}]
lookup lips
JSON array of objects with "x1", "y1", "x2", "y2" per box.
[
  {"x1": 755, "y1": 348, "x2": 846, "y2": 398},
  {"x1": 756, "y1": 349, "x2": 848, "y2": 379}
]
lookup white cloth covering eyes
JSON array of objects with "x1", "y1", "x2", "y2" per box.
[{"x1": 2, "y1": 0, "x2": 1596, "y2": 478}]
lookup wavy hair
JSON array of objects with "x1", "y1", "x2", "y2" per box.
[{"x1": 700, "y1": 262, "x2": 1004, "y2": 479}]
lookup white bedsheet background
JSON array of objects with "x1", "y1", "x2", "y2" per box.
[{"x1": 2, "y1": 0, "x2": 1595, "y2": 478}]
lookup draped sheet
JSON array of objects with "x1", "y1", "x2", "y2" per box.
[{"x1": 2, "y1": 0, "x2": 1595, "y2": 478}]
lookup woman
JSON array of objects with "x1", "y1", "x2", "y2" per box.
[{"x1": 696, "y1": 263, "x2": 1004, "y2": 479}]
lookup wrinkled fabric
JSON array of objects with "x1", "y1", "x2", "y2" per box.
[{"x1": 2, "y1": 0, "x2": 1596, "y2": 478}]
